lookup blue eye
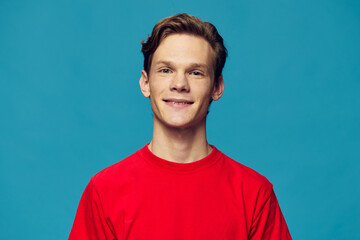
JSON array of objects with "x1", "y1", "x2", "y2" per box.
[
  {"x1": 191, "y1": 71, "x2": 203, "y2": 76},
  {"x1": 161, "y1": 68, "x2": 170, "y2": 73}
]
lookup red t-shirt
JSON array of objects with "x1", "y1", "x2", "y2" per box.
[{"x1": 69, "y1": 144, "x2": 291, "y2": 239}]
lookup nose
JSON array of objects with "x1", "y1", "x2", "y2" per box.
[{"x1": 170, "y1": 72, "x2": 190, "y2": 92}]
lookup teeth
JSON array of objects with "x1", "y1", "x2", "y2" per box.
[{"x1": 171, "y1": 101, "x2": 187, "y2": 104}]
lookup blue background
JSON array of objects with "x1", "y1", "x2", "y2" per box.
[{"x1": 1, "y1": 0, "x2": 359, "y2": 239}]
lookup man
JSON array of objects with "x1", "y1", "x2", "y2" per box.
[{"x1": 69, "y1": 13, "x2": 291, "y2": 239}]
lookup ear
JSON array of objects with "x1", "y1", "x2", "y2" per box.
[
  {"x1": 139, "y1": 70, "x2": 150, "y2": 98},
  {"x1": 211, "y1": 75, "x2": 224, "y2": 101}
]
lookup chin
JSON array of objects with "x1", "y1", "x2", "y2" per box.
[
  {"x1": 165, "y1": 120, "x2": 192, "y2": 129},
  {"x1": 164, "y1": 116, "x2": 206, "y2": 129}
]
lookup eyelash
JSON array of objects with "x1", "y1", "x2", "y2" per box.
[
  {"x1": 191, "y1": 71, "x2": 203, "y2": 76},
  {"x1": 160, "y1": 68, "x2": 172, "y2": 74},
  {"x1": 158, "y1": 68, "x2": 204, "y2": 76}
]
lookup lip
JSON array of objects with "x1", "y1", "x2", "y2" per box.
[{"x1": 163, "y1": 98, "x2": 194, "y2": 108}]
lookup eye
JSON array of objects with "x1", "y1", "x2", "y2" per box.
[
  {"x1": 160, "y1": 68, "x2": 171, "y2": 74},
  {"x1": 191, "y1": 71, "x2": 203, "y2": 76}
]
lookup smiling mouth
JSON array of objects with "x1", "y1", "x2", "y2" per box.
[{"x1": 163, "y1": 99, "x2": 194, "y2": 105}]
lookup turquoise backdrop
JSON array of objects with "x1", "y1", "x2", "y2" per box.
[{"x1": 1, "y1": 0, "x2": 359, "y2": 239}]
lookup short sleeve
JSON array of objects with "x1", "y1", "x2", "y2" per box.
[
  {"x1": 249, "y1": 189, "x2": 292, "y2": 240},
  {"x1": 68, "y1": 177, "x2": 116, "y2": 240}
]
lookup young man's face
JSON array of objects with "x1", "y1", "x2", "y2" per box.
[{"x1": 140, "y1": 33, "x2": 224, "y2": 129}]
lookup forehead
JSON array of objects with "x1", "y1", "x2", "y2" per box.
[{"x1": 152, "y1": 34, "x2": 215, "y2": 71}]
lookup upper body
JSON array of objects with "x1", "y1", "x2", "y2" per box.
[
  {"x1": 69, "y1": 13, "x2": 291, "y2": 239},
  {"x1": 69, "y1": 144, "x2": 291, "y2": 239}
]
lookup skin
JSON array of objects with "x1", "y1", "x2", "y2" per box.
[{"x1": 139, "y1": 33, "x2": 224, "y2": 163}]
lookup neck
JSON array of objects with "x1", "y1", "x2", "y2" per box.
[{"x1": 149, "y1": 117, "x2": 212, "y2": 163}]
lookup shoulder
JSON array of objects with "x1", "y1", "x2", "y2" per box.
[
  {"x1": 89, "y1": 147, "x2": 145, "y2": 191},
  {"x1": 219, "y1": 150, "x2": 273, "y2": 197}
]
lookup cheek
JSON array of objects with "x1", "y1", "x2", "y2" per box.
[
  {"x1": 149, "y1": 84, "x2": 160, "y2": 99},
  {"x1": 149, "y1": 79, "x2": 167, "y2": 94},
  {"x1": 196, "y1": 87, "x2": 213, "y2": 101}
]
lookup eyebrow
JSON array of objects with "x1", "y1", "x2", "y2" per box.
[
  {"x1": 154, "y1": 61, "x2": 175, "y2": 68},
  {"x1": 154, "y1": 61, "x2": 210, "y2": 70}
]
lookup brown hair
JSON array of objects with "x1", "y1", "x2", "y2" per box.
[{"x1": 141, "y1": 13, "x2": 227, "y2": 86}]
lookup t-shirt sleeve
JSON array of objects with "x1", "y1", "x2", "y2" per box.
[
  {"x1": 249, "y1": 189, "x2": 292, "y2": 240},
  {"x1": 68, "y1": 177, "x2": 116, "y2": 240}
]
